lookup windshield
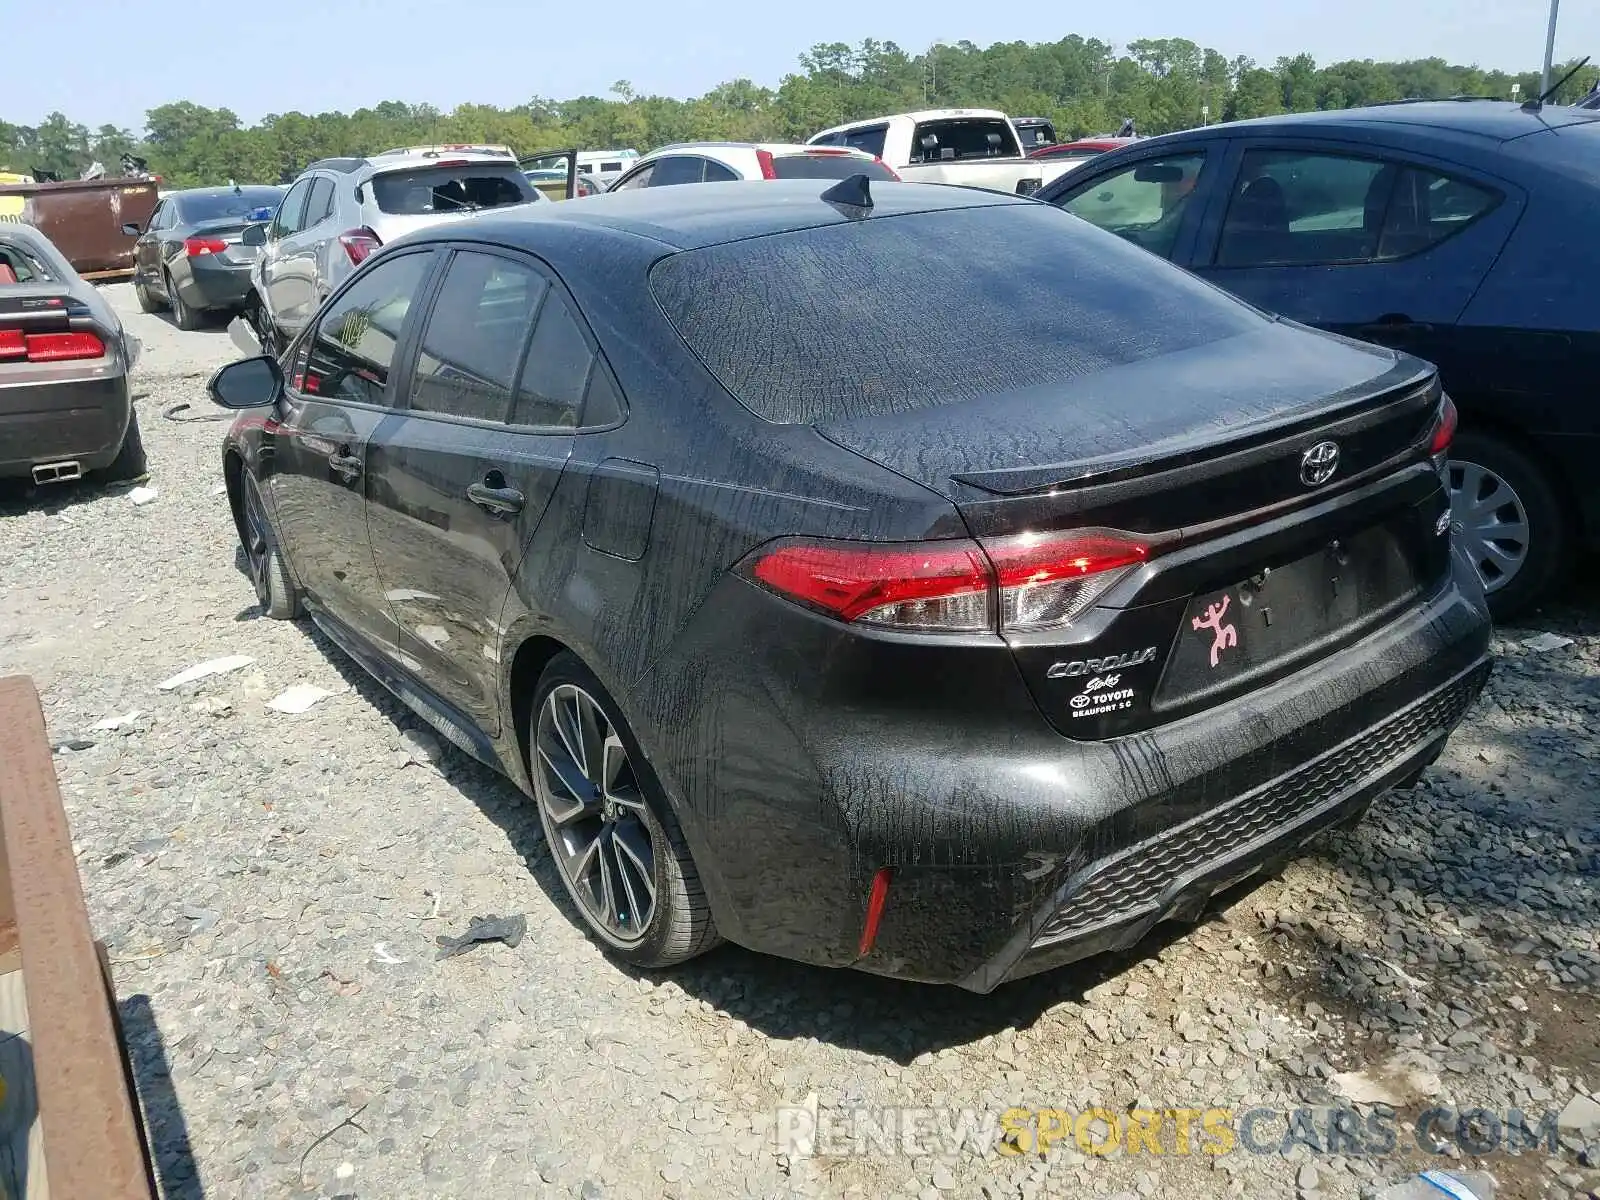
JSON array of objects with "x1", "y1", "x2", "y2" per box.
[
  {"x1": 650, "y1": 202, "x2": 1263, "y2": 424},
  {"x1": 177, "y1": 188, "x2": 284, "y2": 224},
  {"x1": 371, "y1": 167, "x2": 533, "y2": 215}
]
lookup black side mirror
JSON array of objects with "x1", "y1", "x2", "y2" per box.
[
  {"x1": 120, "y1": 222, "x2": 141, "y2": 236},
  {"x1": 208, "y1": 355, "x2": 284, "y2": 410},
  {"x1": 240, "y1": 223, "x2": 268, "y2": 247}
]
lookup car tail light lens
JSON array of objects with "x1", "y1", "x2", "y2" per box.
[
  {"x1": 740, "y1": 529, "x2": 1150, "y2": 634},
  {"x1": 0, "y1": 330, "x2": 105, "y2": 362},
  {"x1": 755, "y1": 149, "x2": 777, "y2": 180},
  {"x1": 339, "y1": 227, "x2": 381, "y2": 265},
  {"x1": 1428, "y1": 394, "x2": 1458, "y2": 456},
  {"x1": 184, "y1": 236, "x2": 228, "y2": 257},
  {"x1": 983, "y1": 530, "x2": 1150, "y2": 630},
  {"x1": 873, "y1": 156, "x2": 901, "y2": 180},
  {"x1": 745, "y1": 539, "x2": 994, "y2": 631}
]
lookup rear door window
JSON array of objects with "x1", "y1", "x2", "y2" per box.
[
  {"x1": 646, "y1": 156, "x2": 707, "y2": 187},
  {"x1": 304, "y1": 177, "x2": 335, "y2": 227},
  {"x1": 650, "y1": 201, "x2": 1262, "y2": 424},
  {"x1": 304, "y1": 251, "x2": 433, "y2": 406},
  {"x1": 409, "y1": 251, "x2": 547, "y2": 423},
  {"x1": 513, "y1": 289, "x2": 593, "y2": 428},
  {"x1": 909, "y1": 118, "x2": 1020, "y2": 162},
  {"x1": 370, "y1": 166, "x2": 533, "y2": 214},
  {"x1": 1214, "y1": 149, "x2": 1501, "y2": 267}
]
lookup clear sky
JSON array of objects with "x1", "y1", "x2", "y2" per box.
[{"x1": 9, "y1": 0, "x2": 1592, "y2": 130}]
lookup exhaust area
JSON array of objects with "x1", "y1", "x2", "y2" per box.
[{"x1": 31, "y1": 460, "x2": 82, "y2": 485}]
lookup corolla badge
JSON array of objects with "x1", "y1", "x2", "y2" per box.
[
  {"x1": 1300, "y1": 440, "x2": 1340, "y2": 487},
  {"x1": 1046, "y1": 647, "x2": 1157, "y2": 679}
]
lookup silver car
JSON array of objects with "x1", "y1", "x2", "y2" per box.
[{"x1": 241, "y1": 148, "x2": 543, "y2": 353}]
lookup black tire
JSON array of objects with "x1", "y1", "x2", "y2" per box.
[
  {"x1": 100, "y1": 408, "x2": 149, "y2": 484},
  {"x1": 166, "y1": 271, "x2": 203, "y2": 331},
  {"x1": 528, "y1": 652, "x2": 720, "y2": 968},
  {"x1": 241, "y1": 474, "x2": 299, "y2": 619},
  {"x1": 134, "y1": 277, "x2": 162, "y2": 313},
  {"x1": 1448, "y1": 430, "x2": 1567, "y2": 622}
]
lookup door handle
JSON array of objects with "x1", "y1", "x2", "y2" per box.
[
  {"x1": 329, "y1": 450, "x2": 362, "y2": 477},
  {"x1": 467, "y1": 477, "x2": 524, "y2": 517}
]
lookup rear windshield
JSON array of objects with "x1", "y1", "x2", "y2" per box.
[
  {"x1": 769, "y1": 155, "x2": 899, "y2": 181},
  {"x1": 910, "y1": 118, "x2": 1021, "y2": 163},
  {"x1": 0, "y1": 238, "x2": 55, "y2": 284},
  {"x1": 177, "y1": 188, "x2": 284, "y2": 224},
  {"x1": 371, "y1": 167, "x2": 533, "y2": 215},
  {"x1": 649, "y1": 202, "x2": 1264, "y2": 425}
]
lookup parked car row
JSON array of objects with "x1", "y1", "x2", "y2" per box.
[
  {"x1": 203, "y1": 164, "x2": 1491, "y2": 992},
  {"x1": 91, "y1": 97, "x2": 1600, "y2": 627}
]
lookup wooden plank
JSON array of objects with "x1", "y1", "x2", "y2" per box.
[
  {"x1": 0, "y1": 676, "x2": 153, "y2": 1199},
  {"x1": 0, "y1": 968, "x2": 50, "y2": 1200}
]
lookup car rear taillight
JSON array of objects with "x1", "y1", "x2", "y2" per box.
[
  {"x1": 0, "y1": 329, "x2": 105, "y2": 362},
  {"x1": 873, "y1": 156, "x2": 901, "y2": 180},
  {"x1": 1428, "y1": 394, "x2": 1458, "y2": 457},
  {"x1": 983, "y1": 530, "x2": 1150, "y2": 630},
  {"x1": 740, "y1": 529, "x2": 1150, "y2": 634},
  {"x1": 339, "y1": 227, "x2": 382, "y2": 265},
  {"x1": 755, "y1": 149, "x2": 777, "y2": 180},
  {"x1": 184, "y1": 236, "x2": 228, "y2": 257}
]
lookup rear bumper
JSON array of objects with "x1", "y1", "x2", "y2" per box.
[
  {"x1": 642, "y1": 546, "x2": 1493, "y2": 989},
  {"x1": 178, "y1": 257, "x2": 254, "y2": 311},
  {"x1": 973, "y1": 657, "x2": 1483, "y2": 990},
  {"x1": 0, "y1": 375, "x2": 131, "y2": 478}
]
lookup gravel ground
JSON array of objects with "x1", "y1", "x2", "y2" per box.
[{"x1": 0, "y1": 284, "x2": 1597, "y2": 1200}]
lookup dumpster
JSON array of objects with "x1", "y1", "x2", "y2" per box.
[{"x1": 0, "y1": 178, "x2": 159, "y2": 280}]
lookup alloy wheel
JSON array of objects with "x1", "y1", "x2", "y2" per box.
[
  {"x1": 533, "y1": 684, "x2": 657, "y2": 946},
  {"x1": 1448, "y1": 457, "x2": 1530, "y2": 594}
]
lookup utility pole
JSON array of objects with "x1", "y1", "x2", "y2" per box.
[{"x1": 1540, "y1": 0, "x2": 1561, "y2": 97}]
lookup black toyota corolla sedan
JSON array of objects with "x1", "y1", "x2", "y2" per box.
[{"x1": 210, "y1": 178, "x2": 1492, "y2": 992}]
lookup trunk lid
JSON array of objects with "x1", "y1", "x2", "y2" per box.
[
  {"x1": 815, "y1": 322, "x2": 1434, "y2": 535},
  {"x1": 816, "y1": 324, "x2": 1451, "y2": 740},
  {"x1": 189, "y1": 217, "x2": 259, "y2": 265}
]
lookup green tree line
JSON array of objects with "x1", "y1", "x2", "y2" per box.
[{"x1": 4, "y1": 37, "x2": 1596, "y2": 187}]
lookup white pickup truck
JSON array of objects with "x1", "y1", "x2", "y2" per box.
[{"x1": 806, "y1": 108, "x2": 1076, "y2": 196}]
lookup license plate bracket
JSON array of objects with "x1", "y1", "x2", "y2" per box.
[{"x1": 1156, "y1": 522, "x2": 1421, "y2": 707}]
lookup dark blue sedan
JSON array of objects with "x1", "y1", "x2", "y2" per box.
[{"x1": 1038, "y1": 100, "x2": 1600, "y2": 619}]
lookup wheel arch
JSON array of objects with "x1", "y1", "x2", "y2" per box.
[{"x1": 1451, "y1": 409, "x2": 1585, "y2": 540}]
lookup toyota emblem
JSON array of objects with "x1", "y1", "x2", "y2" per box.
[{"x1": 1300, "y1": 440, "x2": 1340, "y2": 487}]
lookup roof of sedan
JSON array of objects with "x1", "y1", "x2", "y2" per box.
[
  {"x1": 421, "y1": 178, "x2": 1032, "y2": 253},
  {"x1": 1178, "y1": 99, "x2": 1600, "y2": 143},
  {"x1": 164, "y1": 184, "x2": 284, "y2": 197}
]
